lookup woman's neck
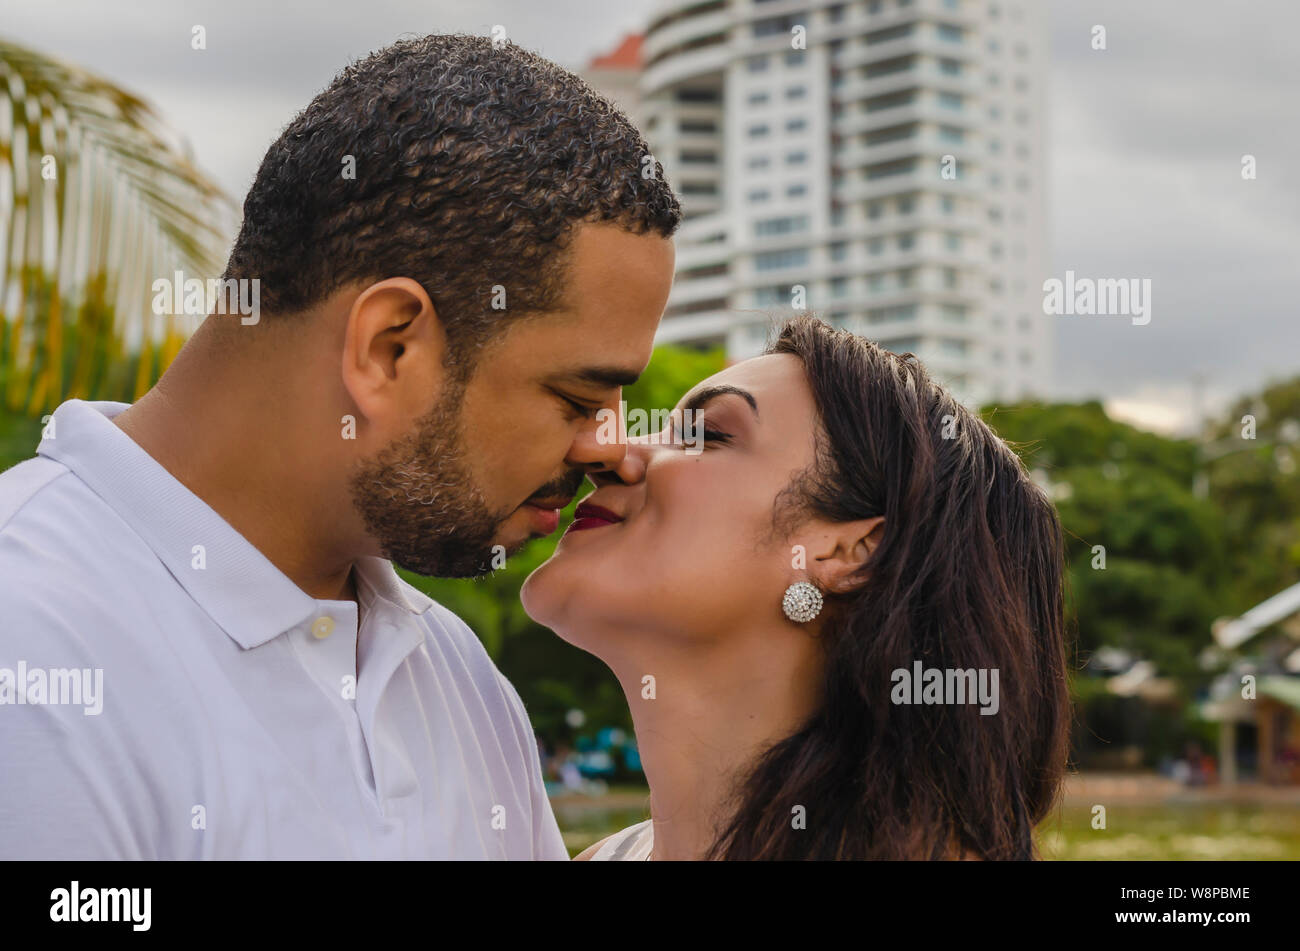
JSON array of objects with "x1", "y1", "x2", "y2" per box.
[{"x1": 611, "y1": 628, "x2": 822, "y2": 860}]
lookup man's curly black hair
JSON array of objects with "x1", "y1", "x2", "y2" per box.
[{"x1": 222, "y1": 33, "x2": 681, "y2": 365}]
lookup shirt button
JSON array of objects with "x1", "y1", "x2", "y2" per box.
[{"x1": 311, "y1": 617, "x2": 335, "y2": 640}]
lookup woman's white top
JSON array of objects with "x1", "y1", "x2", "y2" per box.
[{"x1": 589, "y1": 819, "x2": 654, "y2": 860}]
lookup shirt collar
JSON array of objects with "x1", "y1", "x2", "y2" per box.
[{"x1": 37, "y1": 399, "x2": 433, "y2": 650}]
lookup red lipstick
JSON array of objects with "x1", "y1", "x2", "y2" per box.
[{"x1": 566, "y1": 501, "x2": 624, "y2": 534}]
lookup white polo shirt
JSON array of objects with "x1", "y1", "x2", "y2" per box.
[{"x1": 0, "y1": 399, "x2": 568, "y2": 860}]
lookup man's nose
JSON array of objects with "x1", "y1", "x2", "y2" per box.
[{"x1": 565, "y1": 406, "x2": 629, "y2": 476}]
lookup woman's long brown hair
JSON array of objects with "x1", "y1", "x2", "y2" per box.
[{"x1": 705, "y1": 315, "x2": 1070, "y2": 860}]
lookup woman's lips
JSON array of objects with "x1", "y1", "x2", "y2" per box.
[{"x1": 565, "y1": 502, "x2": 624, "y2": 534}]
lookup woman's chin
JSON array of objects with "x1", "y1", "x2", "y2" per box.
[
  {"x1": 520, "y1": 560, "x2": 576, "y2": 629},
  {"x1": 521, "y1": 563, "x2": 611, "y2": 654}
]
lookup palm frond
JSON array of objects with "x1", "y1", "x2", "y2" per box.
[{"x1": 0, "y1": 37, "x2": 239, "y2": 416}]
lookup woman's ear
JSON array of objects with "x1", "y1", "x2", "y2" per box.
[{"x1": 806, "y1": 516, "x2": 885, "y2": 595}]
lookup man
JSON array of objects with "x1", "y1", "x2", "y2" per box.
[{"x1": 0, "y1": 34, "x2": 678, "y2": 858}]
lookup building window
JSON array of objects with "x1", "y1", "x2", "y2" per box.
[
  {"x1": 786, "y1": 85, "x2": 807, "y2": 100},
  {"x1": 755, "y1": 248, "x2": 810, "y2": 271},
  {"x1": 939, "y1": 125, "x2": 965, "y2": 143},
  {"x1": 937, "y1": 24, "x2": 963, "y2": 43},
  {"x1": 676, "y1": 88, "x2": 720, "y2": 104},
  {"x1": 869, "y1": 238, "x2": 884, "y2": 255},
  {"x1": 754, "y1": 15, "x2": 800, "y2": 38},
  {"x1": 786, "y1": 150, "x2": 808, "y2": 165},
  {"x1": 748, "y1": 91, "x2": 770, "y2": 106},
  {"x1": 831, "y1": 241, "x2": 849, "y2": 261},
  {"x1": 747, "y1": 55, "x2": 769, "y2": 73},
  {"x1": 939, "y1": 59, "x2": 961, "y2": 76},
  {"x1": 748, "y1": 123, "x2": 770, "y2": 138},
  {"x1": 785, "y1": 117, "x2": 808, "y2": 133},
  {"x1": 897, "y1": 196, "x2": 915, "y2": 214},
  {"x1": 938, "y1": 92, "x2": 963, "y2": 110},
  {"x1": 830, "y1": 277, "x2": 849, "y2": 297},
  {"x1": 680, "y1": 119, "x2": 717, "y2": 134},
  {"x1": 883, "y1": 336, "x2": 921, "y2": 354},
  {"x1": 754, "y1": 215, "x2": 809, "y2": 236},
  {"x1": 898, "y1": 233, "x2": 915, "y2": 251},
  {"x1": 868, "y1": 202, "x2": 883, "y2": 219},
  {"x1": 941, "y1": 195, "x2": 955, "y2": 214},
  {"x1": 748, "y1": 155, "x2": 771, "y2": 170},
  {"x1": 748, "y1": 188, "x2": 771, "y2": 202},
  {"x1": 785, "y1": 50, "x2": 806, "y2": 66},
  {"x1": 786, "y1": 182, "x2": 808, "y2": 198}
]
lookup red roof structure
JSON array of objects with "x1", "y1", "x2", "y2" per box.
[{"x1": 588, "y1": 34, "x2": 644, "y2": 70}]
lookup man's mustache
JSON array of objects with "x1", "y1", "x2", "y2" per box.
[{"x1": 525, "y1": 468, "x2": 588, "y2": 508}]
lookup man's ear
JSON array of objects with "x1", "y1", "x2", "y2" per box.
[
  {"x1": 806, "y1": 516, "x2": 886, "y2": 595},
  {"x1": 341, "y1": 277, "x2": 447, "y2": 428}
]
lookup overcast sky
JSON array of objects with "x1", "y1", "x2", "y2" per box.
[{"x1": 3, "y1": 0, "x2": 1296, "y2": 433}]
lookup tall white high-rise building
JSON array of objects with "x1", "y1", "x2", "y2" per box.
[{"x1": 622, "y1": 0, "x2": 1049, "y2": 404}]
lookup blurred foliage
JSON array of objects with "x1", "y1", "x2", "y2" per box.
[{"x1": 982, "y1": 385, "x2": 1300, "y2": 765}]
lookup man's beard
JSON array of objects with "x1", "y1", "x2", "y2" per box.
[
  {"x1": 348, "y1": 383, "x2": 588, "y2": 578},
  {"x1": 348, "y1": 381, "x2": 510, "y2": 579}
]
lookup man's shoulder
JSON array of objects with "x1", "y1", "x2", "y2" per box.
[
  {"x1": 0, "y1": 456, "x2": 147, "y2": 645},
  {"x1": 0, "y1": 455, "x2": 71, "y2": 533}
]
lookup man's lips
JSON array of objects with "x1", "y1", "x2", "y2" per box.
[
  {"x1": 523, "y1": 496, "x2": 572, "y2": 536},
  {"x1": 566, "y1": 501, "x2": 624, "y2": 534}
]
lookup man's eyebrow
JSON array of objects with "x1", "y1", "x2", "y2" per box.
[
  {"x1": 553, "y1": 366, "x2": 643, "y2": 389},
  {"x1": 681, "y1": 385, "x2": 759, "y2": 419}
]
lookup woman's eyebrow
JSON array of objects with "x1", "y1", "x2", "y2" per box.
[{"x1": 680, "y1": 385, "x2": 759, "y2": 420}]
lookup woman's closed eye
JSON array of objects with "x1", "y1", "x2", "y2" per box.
[{"x1": 671, "y1": 414, "x2": 732, "y2": 447}]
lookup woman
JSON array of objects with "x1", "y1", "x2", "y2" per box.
[{"x1": 520, "y1": 315, "x2": 1070, "y2": 860}]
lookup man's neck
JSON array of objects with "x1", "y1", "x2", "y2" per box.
[{"x1": 112, "y1": 323, "x2": 361, "y2": 604}]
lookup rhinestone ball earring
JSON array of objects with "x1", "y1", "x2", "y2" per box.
[{"x1": 782, "y1": 581, "x2": 823, "y2": 623}]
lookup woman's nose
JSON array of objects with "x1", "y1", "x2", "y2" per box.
[{"x1": 601, "y1": 430, "x2": 661, "y2": 485}]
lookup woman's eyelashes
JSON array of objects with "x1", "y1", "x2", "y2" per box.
[{"x1": 671, "y1": 415, "x2": 733, "y2": 447}]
